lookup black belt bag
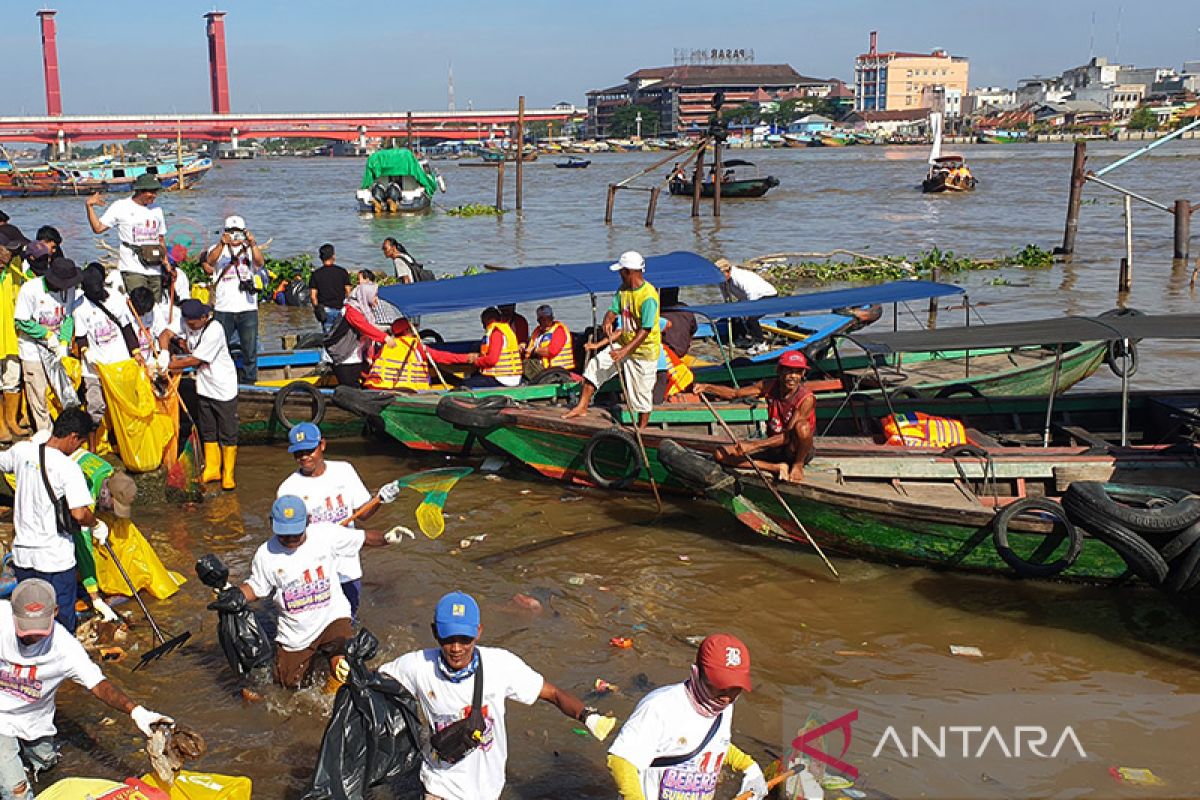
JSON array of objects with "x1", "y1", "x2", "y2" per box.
[
  {"x1": 429, "y1": 656, "x2": 485, "y2": 764},
  {"x1": 123, "y1": 241, "x2": 164, "y2": 268}
]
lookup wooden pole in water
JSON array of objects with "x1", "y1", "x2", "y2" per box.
[
  {"x1": 406, "y1": 111, "x2": 413, "y2": 149},
  {"x1": 1119, "y1": 194, "x2": 1133, "y2": 292},
  {"x1": 515, "y1": 95, "x2": 525, "y2": 211},
  {"x1": 605, "y1": 184, "x2": 617, "y2": 224},
  {"x1": 1058, "y1": 141, "x2": 1087, "y2": 257},
  {"x1": 691, "y1": 141, "x2": 706, "y2": 217},
  {"x1": 712, "y1": 137, "x2": 723, "y2": 217},
  {"x1": 645, "y1": 186, "x2": 661, "y2": 227},
  {"x1": 1174, "y1": 199, "x2": 1191, "y2": 261},
  {"x1": 176, "y1": 124, "x2": 185, "y2": 192},
  {"x1": 927, "y1": 266, "x2": 940, "y2": 328},
  {"x1": 495, "y1": 159, "x2": 505, "y2": 212}
]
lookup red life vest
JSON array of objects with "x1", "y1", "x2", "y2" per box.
[{"x1": 765, "y1": 380, "x2": 815, "y2": 436}]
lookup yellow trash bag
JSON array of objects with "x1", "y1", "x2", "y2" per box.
[
  {"x1": 94, "y1": 517, "x2": 186, "y2": 600},
  {"x1": 37, "y1": 778, "x2": 127, "y2": 799},
  {"x1": 96, "y1": 359, "x2": 176, "y2": 473},
  {"x1": 141, "y1": 771, "x2": 252, "y2": 800}
]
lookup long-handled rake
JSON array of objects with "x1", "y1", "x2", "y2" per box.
[{"x1": 102, "y1": 542, "x2": 191, "y2": 670}]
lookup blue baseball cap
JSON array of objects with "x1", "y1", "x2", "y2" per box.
[
  {"x1": 287, "y1": 422, "x2": 322, "y2": 453},
  {"x1": 434, "y1": 591, "x2": 481, "y2": 639},
  {"x1": 271, "y1": 495, "x2": 308, "y2": 536}
]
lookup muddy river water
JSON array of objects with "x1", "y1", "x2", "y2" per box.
[{"x1": 10, "y1": 141, "x2": 1200, "y2": 798}]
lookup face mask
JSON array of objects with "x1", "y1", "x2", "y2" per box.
[{"x1": 684, "y1": 664, "x2": 734, "y2": 718}]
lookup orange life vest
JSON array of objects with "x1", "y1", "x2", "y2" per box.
[
  {"x1": 883, "y1": 412, "x2": 970, "y2": 448},
  {"x1": 362, "y1": 336, "x2": 432, "y2": 390},
  {"x1": 530, "y1": 321, "x2": 576, "y2": 370},
  {"x1": 662, "y1": 345, "x2": 693, "y2": 398},
  {"x1": 480, "y1": 321, "x2": 522, "y2": 378}
]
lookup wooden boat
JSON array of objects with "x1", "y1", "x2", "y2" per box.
[
  {"x1": 355, "y1": 148, "x2": 444, "y2": 214},
  {"x1": 0, "y1": 155, "x2": 212, "y2": 198},
  {"x1": 668, "y1": 159, "x2": 780, "y2": 198},
  {"x1": 817, "y1": 132, "x2": 854, "y2": 147},
  {"x1": 782, "y1": 133, "x2": 811, "y2": 148},
  {"x1": 479, "y1": 148, "x2": 538, "y2": 163},
  {"x1": 976, "y1": 129, "x2": 1028, "y2": 144},
  {"x1": 555, "y1": 156, "x2": 591, "y2": 169},
  {"x1": 922, "y1": 113, "x2": 976, "y2": 193}
]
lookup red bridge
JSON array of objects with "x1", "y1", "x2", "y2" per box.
[{"x1": 5, "y1": 11, "x2": 576, "y2": 149}]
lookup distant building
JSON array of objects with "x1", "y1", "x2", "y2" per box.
[
  {"x1": 963, "y1": 86, "x2": 1016, "y2": 117},
  {"x1": 842, "y1": 108, "x2": 930, "y2": 136},
  {"x1": 852, "y1": 31, "x2": 968, "y2": 112},
  {"x1": 585, "y1": 63, "x2": 842, "y2": 138},
  {"x1": 1015, "y1": 77, "x2": 1070, "y2": 106}
]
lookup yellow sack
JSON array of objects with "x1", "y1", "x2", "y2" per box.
[
  {"x1": 46, "y1": 355, "x2": 83, "y2": 416},
  {"x1": 37, "y1": 778, "x2": 127, "y2": 799},
  {"x1": 94, "y1": 517, "x2": 186, "y2": 600},
  {"x1": 141, "y1": 771, "x2": 252, "y2": 800},
  {"x1": 96, "y1": 359, "x2": 176, "y2": 473}
]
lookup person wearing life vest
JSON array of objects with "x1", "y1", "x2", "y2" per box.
[
  {"x1": 522, "y1": 304, "x2": 575, "y2": 381},
  {"x1": 654, "y1": 317, "x2": 693, "y2": 402},
  {"x1": 498, "y1": 303, "x2": 529, "y2": 346},
  {"x1": 362, "y1": 319, "x2": 460, "y2": 391},
  {"x1": 465, "y1": 307, "x2": 523, "y2": 388},
  {"x1": 691, "y1": 350, "x2": 815, "y2": 483}
]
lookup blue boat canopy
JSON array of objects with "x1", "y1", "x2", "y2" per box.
[
  {"x1": 681, "y1": 280, "x2": 964, "y2": 320},
  {"x1": 377, "y1": 251, "x2": 723, "y2": 317}
]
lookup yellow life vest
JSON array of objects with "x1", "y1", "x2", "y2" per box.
[
  {"x1": 480, "y1": 321, "x2": 522, "y2": 378},
  {"x1": 883, "y1": 412, "x2": 970, "y2": 448},
  {"x1": 615, "y1": 281, "x2": 661, "y2": 361},
  {"x1": 362, "y1": 336, "x2": 432, "y2": 390},
  {"x1": 663, "y1": 345, "x2": 693, "y2": 398},
  {"x1": 531, "y1": 321, "x2": 576, "y2": 370}
]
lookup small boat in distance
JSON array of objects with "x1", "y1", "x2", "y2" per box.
[
  {"x1": 0, "y1": 153, "x2": 212, "y2": 198},
  {"x1": 922, "y1": 112, "x2": 976, "y2": 193},
  {"x1": 668, "y1": 159, "x2": 780, "y2": 198},
  {"x1": 355, "y1": 147, "x2": 445, "y2": 214},
  {"x1": 555, "y1": 156, "x2": 591, "y2": 169}
]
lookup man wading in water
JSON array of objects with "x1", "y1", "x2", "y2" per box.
[{"x1": 690, "y1": 350, "x2": 815, "y2": 482}]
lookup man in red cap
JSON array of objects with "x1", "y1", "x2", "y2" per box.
[
  {"x1": 691, "y1": 350, "x2": 816, "y2": 482},
  {"x1": 607, "y1": 633, "x2": 768, "y2": 800}
]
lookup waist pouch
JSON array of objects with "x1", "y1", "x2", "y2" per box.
[
  {"x1": 123, "y1": 242, "x2": 164, "y2": 268},
  {"x1": 429, "y1": 657, "x2": 485, "y2": 764}
]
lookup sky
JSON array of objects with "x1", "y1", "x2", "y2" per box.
[{"x1": 3, "y1": 0, "x2": 1199, "y2": 115}]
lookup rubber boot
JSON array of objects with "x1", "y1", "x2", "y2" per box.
[
  {"x1": 220, "y1": 445, "x2": 237, "y2": 491},
  {"x1": 3, "y1": 392, "x2": 28, "y2": 438},
  {"x1": 0, "y1": 401, "x2": 11, "y2": 445},
  {"x1": 201, "y1": 442, "x2": 221, "y2": 484}
]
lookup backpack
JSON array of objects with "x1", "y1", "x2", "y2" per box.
[{"x1": 398, "y1": 252, "x2": 435, "y2": 282}]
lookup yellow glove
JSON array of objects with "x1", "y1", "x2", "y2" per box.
[
  {"x1": 585, "y1": 712, "x2": 618, "y2": 742},
  {"x1": 332, "y1": 655, "x2": 349, "y2": 683}
]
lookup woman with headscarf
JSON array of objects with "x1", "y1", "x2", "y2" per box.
[
  {"x1": 323, "y1": 271, "x2": 388, "y2": 386},
  {"x1": 73, "y1": 263, "x2": 140, "y2": 427}
]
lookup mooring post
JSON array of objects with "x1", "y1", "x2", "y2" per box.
[
  {"x1": 515, "y1": 95, "x2": 525, "y2": 212},
  {"x1": 1057, "y1": 141, "x2": 1087, "y2": 257},
  {"x1": 1174, "y1": 199, "x2": 1191, "y2": 261},
  {"x1": 645, "y1": 186, "x2": 661, "y2": 227},
  {"x1": 691, "y1": 142, "x2": 706, "y2": 217},
  {"x1": 495, "y1": 160, "x2": 505, "y2": 211},
  {"x1": 605, "y1": 184, "x2": 617, "y2": 224},
  {"x1": 1119, "y1": 194, "x2": 1133, "y2": 292},
  {"x1": 927, "y1": 266, "x2": 940, "y2": 328},
  {"x1": 406, "y1": 111, "x2": 413, "y2": 149},
  {"x1": 712, "y1": 138, "x2": 723, "y2": 218}
]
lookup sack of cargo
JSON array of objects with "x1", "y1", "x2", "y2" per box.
[{"x1": 883, "y1": 411, "x2": 970, "y2": 448}]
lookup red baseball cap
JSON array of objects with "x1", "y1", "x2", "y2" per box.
[
  {"x1": 696, "y1": 633, "x2": 752, "y2": 691},
  {"x1": 778, "y1": 351, "x2": 809, "y2": 371}
]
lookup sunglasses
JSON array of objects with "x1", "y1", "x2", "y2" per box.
[{"x1": 292, "y1": 448, "x2": 319, "y2": 460}]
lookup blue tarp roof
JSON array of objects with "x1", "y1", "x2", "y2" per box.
[
  {"x1": 682, "y1": 280, "x2": 964, "y2": 319},
  {"x1": 377, "y1": 251, "x2": 723, "y2": 317}
]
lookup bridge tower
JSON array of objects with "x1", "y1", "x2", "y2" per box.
[
  {"x1": 37, "y1": 10, "x2": 63, "y2": 116},
  {"x1": 205, "y1": 11, "x2": 231, "y2": 114}
]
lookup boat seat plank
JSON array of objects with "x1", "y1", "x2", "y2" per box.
[
  {"x1": 965, "y1": 428, "x2": 1002, "y2": 448},
  {"x1": 810, "y1": 457, "x2": 1058, "y2": 480},
  {"x1": 1051, "y1": 423, "x2": 1112, "y2": 451}
]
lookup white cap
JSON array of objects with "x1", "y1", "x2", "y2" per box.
[
  {"x1": 224, "y1": 215, "x2": 246, "y2": 230},
  {"x1": 609, "y1": 250, "x2": 646, "y2": 272}
]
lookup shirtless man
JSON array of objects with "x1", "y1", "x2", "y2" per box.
[{"x1": 690, "y1": 350, "x2": 814, "y2": 482}]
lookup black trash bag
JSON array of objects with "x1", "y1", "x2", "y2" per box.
[
  {"x1": 305, "y1": 628, "x2": 423, "y2": 800},
  {"x1": 196, "y1": 555, "x2": 273, "y2": 678}
]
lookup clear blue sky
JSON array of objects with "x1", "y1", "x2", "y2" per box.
[{"x1": 4, "y1": 1, "x2": 1198, "y2": 115}]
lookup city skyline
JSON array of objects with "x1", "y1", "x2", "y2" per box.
[{"x1": 3, "y1": 0, "x2": 1198, "y2": 115}]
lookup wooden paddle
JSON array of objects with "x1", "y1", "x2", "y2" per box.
[{"x1": 733, "y1": 769, "x2": 795, "y2": 800}]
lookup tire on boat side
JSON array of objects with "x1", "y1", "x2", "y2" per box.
[
  {"x1": 1161, "y1": 524, "x2": 1200, "y2": 594},
  {"x1": 435, "y1": 394, "x2": 513, "y2": 430},
  {"x1": 419, "y1": 328, "x2": 444, "y2": 344},
  {"x1": 991, "y1": 498, "x2": 1083, "y2": 579},
  {"x1": 331, "y1": 386, "x2": 396, "y2": 419},
  {"x1": 935, "y1": 383, "x2": 985, "y2": 400},
  {"x1": 272, "y1": 381, "x2": 326, "y2": 430},
  {"x1": 532, "y1": 367, "x2": 575, "y2": 386},
  {"x1": 889, "y1": 386, "x2": 922, "y2": 400},
  {"x1": 1061, "y1": 491, "x2": 1170, "y2": 586},
  {"x1": 658, "y1": 439, "x2": 735, "y2": 494},
  {"x1": 582, "y1": 427, "x2": 644, "y2": 490},
  {"x1": 1099, "y1": 307, "x2": 1143, "y2": 379},
  {"x1": 1062, "y1": 481, "x2": 1200, "y2": 535}
]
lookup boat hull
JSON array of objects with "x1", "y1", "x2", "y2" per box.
[
  {"x1": 667, "y1": 177, "x2": 780, "y2": 198},
  {"x1": 0, "y1": 159, "x2": 213, "y2": 198}
]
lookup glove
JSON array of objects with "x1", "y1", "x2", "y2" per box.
[
  {"x1": 206, "y1": 586, "x2": 247, "y2": 613},
  {"x1": 52, "y1": 339, "x2": 68, "y2": 360},
  {"x1": 131, "y1": 705, "x2": 173, "y2": 737},
  {"x1": 155, "y1": 351, "x2": 171, "y2": 372},
  {"x1": 313, "y1": 305, "x2": 328, "y2": 324},
  {"x1": 584, "y1": 712, "x2": 617, "y2": 742},
  {"x1": 738, "y1": 762, "x2": 769, "y2": 800},
  {"x1": 92, "y1": 597, "x2": 120, "y2": 623},
  {"x1": 377, "y1": 481, "x2": 401, "y2": 504},
  {"x1": 332, "y1": 655, "x2": 349, "y2": 683},
  {"x1": 383, "y1": 525, "x2": 415, "y2": 544},
  {"x1": 90, "y1": 520, "x2": 109, "y2": 546}
]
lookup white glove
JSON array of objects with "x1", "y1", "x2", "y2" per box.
[
  {"x1": 377, "y1": 481, "x2": 401, "y2": 504},
  {"x1": 51, "y1": 339, "x2": 68, "y2": 360},
  {"x1": 584, "y1": 712, "x2": 617, "y2": 742},
  {"x1": 131, "y1": 705, "x2": 173, "y2": 737},
  {"x1": 738, "y1": 763, "x2": 769, "y2": 800},
  {"x1": 92, "y1": 597, "x2": 120, "y2": 623},
  {"x1": 90, "y1": 520, "x2": 109, "y2": 546},
  {"x1": 383, "y1": 525, "x2": 415, "y2": 544},
  {"x1": 155, "y1": 351, "x2": 171, "y2": 372}
]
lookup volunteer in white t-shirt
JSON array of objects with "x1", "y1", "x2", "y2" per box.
[
  {"x1": 203, "y1": 215, "x2": 266, "y2": 383},
  {"x1": 0, "y1": 409, "x2": 106, "y2": 634},
  {"x1": 275, "y1": 422, "x2": 401, "y2": 616},
  {"x1": 608, "y1": 634, "x2": 768, "y2": 800},
  {"x1": 715, "y1": 258, "x2": 778, "y2": 350},
  {"x1": 85, "y1": 174, "x2": 167, "y2": 295},
  {"x1": 380, "y1": 237, "x2": 416, "y2": 283},
  {"x1": 167, "y1": 299, "x2": 239, "y2": 491},
  {"x1": 72, "y1": 264, "x2": 140, "y2": 427},
  {"x1": 379, "y1": 591, "x2": 616, "y2": 800},
  {"x1": 0, "y1": 580, "x2": 173, "y2": 800},
  {"x1": 13, "y1": 258, "x2": 81, "y2": 434}
]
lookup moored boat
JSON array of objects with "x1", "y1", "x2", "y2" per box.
[
  {"x1": 0, "y1": 154, "x2": 213, "y2": 198},
  {"x1": 667, "y1": 159, "x2": 780, "y2": 198},
  {"x1": 555, "y1": 156, "x2": 591, "y2": 169},
  {"x1": 355, "y1": 147, "x2": 445, "y2": 214},
  {"x1": 922, "y1": 112, "x2": 976, "y2": 193}
]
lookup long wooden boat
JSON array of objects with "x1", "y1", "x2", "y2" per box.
[
  {"x1": 668, "y1": 158, "x2": 780, "y2": 198},
  {"x1": 0, "y1": 155, "x2": 212, "y2": 198}
]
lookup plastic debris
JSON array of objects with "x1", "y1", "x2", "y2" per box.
[
  {"x1": 559, "y1": 494, "x2": 582, "y2": 503},
  {"x1": 99, "y1": 646, "x2": 125, "y2": 662},
  {"x1": 609, "y1": 637, "x2": 634, "y2": 649},
  {"x1": 459, "y1": 539, "x2": 473, "y2": 549},
  {"x1": 685, "y1": 635, "x2": 705, "y2": 646},
  {"x1": 631, "y1": 623, "x2": 648, "y2": 632},
  {"x1": 484, "y1": 474, "x2": 501, "y2": 482},
  {"x1": 241, "y1": 688, "x2": 263, "y2": 704},
  {"x1": 678, "y1": 555, "x2": 691, "y2": 562},
  {"x1": 567, "y1": 576, "x2": 585, "y2": 586},
  {"x1": 835, "y1": 650, "x2": 874, "y2": 657},
  {"x1": 822, "y1": 775, "x2": 854, "y2": 790},
  {"x1": 519, "y1": 489, "x2": 531, "y2": 495},
  {"x1": 1110, "y1": 767, "x2": 1164, "y2": 786},
  {"x1": 571, "y1": 727, "x2": 589, "y2": 736},
  {"x1": 949, "y1": 645, "x2": 983, "y2": 658},
  {"x1": 594, "y1": 679, "x2": 618, "y2": 694},
  {"x1": 512, "y1": 593, "x2": 543, "y2": 612},
  {"x1": 480, "y1": 456, "x2": 508, "y2": 473}
]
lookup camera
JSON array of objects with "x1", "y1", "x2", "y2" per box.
[
  {"x1": 239, "y1": 279, "x2": 257, "y2": 294},
  {"x1": 227, "y1": 229, "x2": 247, "y2": 244}
]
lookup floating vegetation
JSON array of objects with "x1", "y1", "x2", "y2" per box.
[
  {"x1": 446, "y1": 204, "x2": 504, "y2": 217},
  {"x1": 747, "y1": 245, "x2": 1055, "y2": 288}
]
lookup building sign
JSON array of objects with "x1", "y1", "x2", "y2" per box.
[{"x1": 673, "y1": 48, "x2": 756, "y2": 66}]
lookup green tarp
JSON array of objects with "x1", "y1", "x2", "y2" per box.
[{"x1": 360, "y1": 148, "x2": 437, "y2": 196}]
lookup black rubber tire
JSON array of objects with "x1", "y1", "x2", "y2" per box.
[
  {"x1": 935, "y1": 383, "x2": 985, "y2": 400},
  {"x1": 1160, "y1": 521, "x2": 1200, "y2": 564},
  {"x1": 1099, "y1": 308, "x2": 1143, "y2": 379},
  {"x1": 940, "y1": 444, "x2": 989, "y2": 459},
  {"x1": 419, "y1": 328, "x2": 444, "y2": 344},
  {"x1": 992, "y1": 498, "x2": 1083, "y2": 579},
  {"x1": 331, "y1": 385, "x2": 396, "y2": 418},
  {"x1": 1063, "y1": 482, "x2": 1200, "y2": 535},
  {"x1": 295, "y1": 332, "x2": 325, "y2": 349},
  {"x1": 532, "y1": 367, "x2": 575, "y2": 386},
  {"x1": 272, "y1": 381, "x2": 326, "y2": 430},
  {"x1": 890, "y1": 386, "x2": 921, "y2": 400},
  {"x1": 435, "y1": 394, "x2": 513, "y2": 430},
  {"x1": 286, "y1": 281, "x2": 310, "y2": 307},
  {"x1": 658, "y1": 439, "x2": 732, "y2": 493},
  {"x1": 582, "y1": 428, "x2": 644, "y2": 490},
  {"x1": 1163, "y1": 532, "x2": 1200, "y2": 594},
  {"x1": 1062, "y1": 491, "x2": 1169, "y2": 586}
]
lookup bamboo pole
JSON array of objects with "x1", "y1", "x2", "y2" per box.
[
  {"x1": 515, "y1": 96, "x2": 525, "y2": 211},
  {"x1": 712, "y1": 137, "x2": 722, "y2": 217},
  {"x1": 495, "y1": 159, "x2": 505, "y2": 211},
  {"x1": 691, "y1": 141, "x2": 707, "y2": 217},
  {"x1": 645, "y1": 186, "x2": 661, "y2": 227},
  {"x1": 406, "y1": 111, "x2": 413, "y2": 149},
  {"x1": 1056, "y1": 141, "x2": 1086, "y2": 257},
  {"x1": 1174, "y1": 199, "x2": 1191, "y2": 262},
  {"x1": 1119, "y1": 194, "x2": 1133, "y2": 292},
  {"x1": 176, "y1": 124, "x2": 185, "y2": 192}
]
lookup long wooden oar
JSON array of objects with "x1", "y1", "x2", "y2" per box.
[
  {"x1": 615, "y1": 362, "x2": 663, "y2": 517},
  {"x1": 103, "y1": 541, "x2": 191, "y2": 670},
  {"x1": 697, "y1": 394, "x2": 839, "y2": 579},
  {"x1": 733, "y1": 769, "x2": 795, "y2": 800}
]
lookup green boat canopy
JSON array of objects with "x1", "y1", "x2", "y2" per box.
[{"x1": 360, "y1": 148, "x2": 437, "y2": 196}]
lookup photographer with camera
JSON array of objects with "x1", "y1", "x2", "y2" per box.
[{"x1": 203, "y1": 215, "x2": 266, "y2": 383}]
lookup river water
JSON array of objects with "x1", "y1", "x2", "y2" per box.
[{"x1": 10, "y1": 142, "x2": 1200, "y2": 798}]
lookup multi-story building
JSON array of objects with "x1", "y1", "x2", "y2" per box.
[
  {"x1": 963, "y1": 86, "x2": 1016, "y2": 117},
  {"x1": 852, "y1": 31, "x2": 968, "y2": 112}
]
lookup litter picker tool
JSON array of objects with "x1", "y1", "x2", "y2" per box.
[
  {"x1": 733, "y1": 769, "x2": 795, "y2": 800},
  {"x1": 102, "y1": 541, "x2": 191, "y2": 669}
]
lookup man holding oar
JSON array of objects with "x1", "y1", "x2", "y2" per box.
[{"x1": 608, "y1": 634, "x2": 771, "y2": 800}]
